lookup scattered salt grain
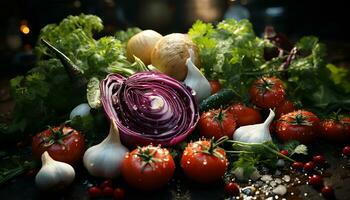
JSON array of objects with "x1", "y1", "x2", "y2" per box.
[{"x1": 272, "y1": 185, "x2": 287, "y2": 196}]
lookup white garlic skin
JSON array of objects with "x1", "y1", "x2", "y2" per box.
[
  {"x1": 69, "y1": 103, "x2": 91, "y2": 120},
  {"x1": 83, "y1": 120, "x2": 128, "y2": 178},
  {"x1": 233, "y1": 109, "x2": 275, "y2": 143},
  {"x1": 184, "y1": 49, "x2": 211, "y2": 103},
  {"x1": 35, "y1": 151, "x2": 75, "y2": 191}
]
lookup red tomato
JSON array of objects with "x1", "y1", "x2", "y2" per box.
[
  {"x1": 32, "y1": 126, "x2": 85, "y2": 165},
  {"x1": 209, "y1": 80, "x2": 221, "y2": 94},
  {"x1": 113, "y1": 188, "x2": 125, "y2": 199},
  {"x1": 181, "y1": 140, "x2": 228, "y2": 183},
  {"x1": 308, "y1": 174, "x2": 323, "y2": 187},
  {"x1": 275, "y1": 100, "x2": 295, "y2": 118},
  {"x1": 342, "y1": 117, "x2": 350, "y2": 135},
  {"x1": 249, "y1": 76, "x2": 286, "y2": 108},
  {"x1": 319, "y1": 118, "x2": 350, "y2": 143},
  {"x1": 224, "y1": 182, "x2": 240, "y2": 196},
  {"x1": 228, "y1": 103, "x2": 262, "y2": 126},
  {"x1": 276, "y1": 110, "x2": 320, "y2": 143},
  {"x1": 121, "y1": 145, "x2": 175, "y2": 191},
  {"x1": 291, "y1": 162, "x2": 304, "y2": 170},
  {"x1": 88, "y1": 186, "x2": 102, "y2": 198},
  {"x1": 102, "y1": 187, "x2": 114, "y2": 196},
  {"x1": 343, "y1": 146, "x2": 350, "y2": 156},
  {"x1": 321, "y1": 185, "x2": 334, "y2": 199},
  {"x1": 199, "y1": 108, "x2": 237, "y2": 140},
  {"x1": 279, "y1": 150, "x2": 289, "y2": 156},
  {"x1": 100, "y1": 180, "x2": 113, "y2": 189}
]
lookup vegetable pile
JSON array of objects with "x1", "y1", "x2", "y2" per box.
[{"x1": 1, "y1": 14, "x2": 350, "y2": 200}]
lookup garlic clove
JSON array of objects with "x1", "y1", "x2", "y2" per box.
[
  {"x1": 83, "y1": 120, "x2": 128, "y2": 178},
  {"x1": 183, "y1": 49, "x2": 211, "y2": 103},
  {"x1": 233, "y1": 109, "x2": 275, "y2": 143},
  {"x1": 35, "y1": 151, "x2": 75, "y2": 191}
]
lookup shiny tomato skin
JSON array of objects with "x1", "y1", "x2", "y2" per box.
[
  {"x1": 228, "y1": 103, "x2": 262, "y2": 126},
  {"x1": 199, "y1": 109, "x2": 237, "y2": 140},
  {"x1": 209, "y1": 80, "x2": 221, "y2": 94},
  {"x1": 342, "y1": 117, "x2": 350, "y2": 135},
  {"x1": 181, "y1": 140, "x2": 228, "y2": 183},
  {"x1": 319, "y1": 119, "x2": 350, "y2": 143},
  {"x1": 276, "y1": 110, "x2": 320, "y2": 143},
  {"x1": 275, "y1": 100, "x2": 295, "y2": 118},
  {"x1": 249, "y1": 77, "x2": 286, "y2": 108},
  {"x1": 121, "y1": 146, "x2": 175, "y2": 191},
  {"x1": 31, "y1": 126, "x2": 85, "y2": 165}
]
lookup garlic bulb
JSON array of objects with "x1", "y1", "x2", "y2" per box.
[
  {"x1": 151, "y1": 33, "x2": 200, "y2": 81},
  {"x1": 127, "y1": 30, "x2": 163, "y2": 65},
  {"x1": 83, "y1": 120, "x2": 128, "y2": 178},
  {"x1": 184, "y1": 49, "x2": 211, "y2": 103},
  {"x1": 35, "y1": 151, "x2": 75, "y2": 190},
  {"x1": 232, "y1": 166, "x2": 261, "y2": 182},
  {"x1": 233, "y1": 109, "x2": 275, "y2": 143}
]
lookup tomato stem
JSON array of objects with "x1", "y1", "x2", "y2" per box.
[{"x1": 226, "y1": 140, "x2": 296, "y2": 162}]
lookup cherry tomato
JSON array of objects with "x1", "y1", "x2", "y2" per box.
[
  {"x1": 249, "y1": 76, "x2": 286, "y2": 108},
  {"x1": 102, "y1": 187, "x2": 114, "y2": 196},
  {"x1": 121, "y1": 145, "x2": 175, "y2": 191},
  {"x1": 276, "y1": 110, "x2": 320, "y2": 143},
  {"x1": 312, "y1": 155, "x2": 326, "y2": 166},
  {"x1": 199, "y1": 108, "x2": 237, "y2": 140},
  {"x1": 321, "y1": 186, "x2": 334, "y2": 199},
  {"x1": 209, "y1": 80, "x2": 221, "y2": 94},
  {"x1": 291, "y1": 162, "x2": 304, "y2": 170},
  {"x1": 342, "y1": 146, "x2": 350, "y2": 156},
  {"x1": 32, "y1": 125, "x2": 85, "y2": 165},
  {"x1": 224, "y1": 182, "x2": 240, "y2": 196},
  {"x1": 319, "y1": 118, "x2": 350, "y2": 143},
  {"x1": 181, "y1": 139, "x2": 228, "y2": 183},
  {"x1": 88, "y1": 186, "x2": 102, "y2": 198},
  {"x1": 308, "y1": 174, "x2": 323, "y2": 187},
  {"x1": 304, "y1": 161, "x2": 315, "y2": 171},
  {"x1": 275, "y1": 100, "x2": 295, "y2": 118},
  {"x1": 279, "y1": 150, "x2": 289, "y2": 156},
  {"x1": 113, "y1": 188, "x2": 125, "y2": 199},
  {"x1": 228, "y1": 103, "x2": 262, "y2": 126},
  {"x1": 100, "y1": 180, "x2": 113, "y2": 189}
]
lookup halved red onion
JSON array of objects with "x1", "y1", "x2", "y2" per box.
[{"x1": 100, "y1": 71, "x2": 199, "y2": 147}]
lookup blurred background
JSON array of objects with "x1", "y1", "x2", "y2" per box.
[{"x1": 0, "y1": 0, "x2": 349, "y2": 77}]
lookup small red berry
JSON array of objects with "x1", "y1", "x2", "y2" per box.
[
  {"x1": 321, "y1": 185, "x2": 334, "y2": 199},
  {"x1": 280, "y1": 150, "x2": 289, "y2": 156},
  {"x1": 88, "y1": 186, "x2": 102, "y2": 198},
  {"x1": 308, "y1": 174, "x2": 323, "y2": 187},
  {"x1": 292, "y1": 162, "x2": 304, "y2": 170},
  {"x1": 100, "y1": 179, "x2": 113, "y2": 189},
  {"x1": 313, "y1": 155, "x2": 326, "y2": 166},
  {"x1": 303, "y1": 161, "x2": 315, "y2": 171},
  {"x1": 224, "y1": 182, "x2": 240, "y2": 196},
  {"x1": 102, "y1": 186, "x2": 114, "y2": 196},
  {"x1": 342, "y1": 146, "x2": 350, "y2": 156},
  {"x1": 113, "y1": 188, "x2": 126, "y2": 199}
]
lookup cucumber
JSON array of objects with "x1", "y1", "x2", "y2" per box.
[{"x1": 199, "y1": 89, "x2": 239, "y2": 112}]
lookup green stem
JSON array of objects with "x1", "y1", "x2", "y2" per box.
[
  {"x1": 226, "y1": 140, "x2": 296, "y2": 162},
  {"x1": 225, "y1": 150, "x2": 254, "y2": 154},
  {"x1": 0, "y1": 161, "x2": 38, "y2": 186}
]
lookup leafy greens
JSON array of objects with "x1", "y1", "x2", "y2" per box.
[
  {"x1": 1, "y1": 14, "x2": 142, "y2": 140},
  {"x1": 188, "y1": 19, "x2": 350, "y2": 114}
]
